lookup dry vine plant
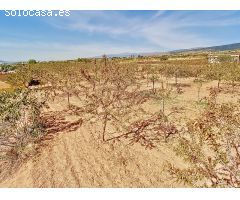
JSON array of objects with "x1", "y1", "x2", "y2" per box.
[
  {"x1": 106, "y1": 111, "x2": 178, "y2": 149},
  {"x1": 75, "y1": 61, "x2": 149, "y2": 141},
  {"x1": 0, "y1": 89, "x2": 46, "y2": 180},
  {"x1": 165, "y1": 97, "x2": 240, "y2": 187}
]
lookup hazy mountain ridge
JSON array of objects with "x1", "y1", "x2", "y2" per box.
[
  {"x1": 103, "y1": 42, "x2": 240, "y2": 58},
  {"x1": 2, "y1": 43, "x2": 240, "y2": 62},
  {"x1": 170, "y1": 43, "x2": 240, "y2": 54}
]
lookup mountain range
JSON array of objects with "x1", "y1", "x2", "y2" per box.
[
  {"x1": 104, "y1": 42, "x2": 240, "y2": 58},
  {"x1": 169, "y1": 42, "x2": 240, "y2": 54},
  {"x1": 0, "y1": 60, "x2": 17, "y2": 65},
  {"x1": 1, "y1": 42, "x2": 240, "y2": 62}
]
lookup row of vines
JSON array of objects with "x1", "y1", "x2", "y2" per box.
[{"x1": 0, "y1": 57, "x2": 240, "y2": 186}]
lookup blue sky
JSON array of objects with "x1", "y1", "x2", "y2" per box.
[{"x1": 0, "y1": 10, "x2": 240, "y2": 61}]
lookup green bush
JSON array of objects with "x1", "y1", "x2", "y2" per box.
[
  {"x1": 160, "y1": 55, "x2": 168, "y2": 61},
  {"x1": 0, "y1": 89, "x2": 46, "y2": 179},
  {"x1": 28, "y1": 59, "x2": 37, "y2": 64},
  {"x1": 77, "y1": 58, "x2": 91, "y2": 63},
  {"x1": 0, "y1": 64, "x2": 16, "y2": 72}
]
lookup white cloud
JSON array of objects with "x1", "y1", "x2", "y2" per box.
[
  {"x1": 46, "y1": 11, "x2": 240, "y2": 50},
  {"x1": 2, "y1": 11, "x2": 240, "y2": 61}
]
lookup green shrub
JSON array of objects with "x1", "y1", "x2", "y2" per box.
[
  {"x1": 0, "y1": 89, "x2": 46, "y2": 179},
  {"x1": 0, "y1": 64, "x2": 16, "y2": 72},
  {"x1": 28, "y1": 59, "x2": 37, "y2": 64}
]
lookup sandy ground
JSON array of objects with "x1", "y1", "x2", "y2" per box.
[
  {"x1": 0, "y1": 81, "x2": 11, "y2": 90},
  {"x1": 0, "y1": 77, "x2": 239, "y2": 187},
  {"x1": 0, "y1": 122, "x2": 186, "y2": 188}
]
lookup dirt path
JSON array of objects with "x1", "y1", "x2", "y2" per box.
[{"x1": 0, "y1": 122, "x2": 185, "y2": 188}]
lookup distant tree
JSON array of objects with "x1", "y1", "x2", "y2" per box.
[
  {"x1": 102, "y1": 54, "x2": 107, "y2": 67},
  {"x1": 160, "y1": 55, "x2": 168, "y2": 61},
  {"x1": 224, "y1": 63, "x2": 240, "y2": 93},
  {"x1": 77, "y1": 58, "x2": 91, "y2": 63},
  {"x1": 28, "y1": 59, "x2": 37, "y2": 64},
  {"x1": 204, "y1": 63, "x2": 226, "y2": 89}
]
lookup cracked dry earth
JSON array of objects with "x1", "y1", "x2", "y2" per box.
[{"x1": 0, "y1": 117, "x2": 185, "y2": 188}]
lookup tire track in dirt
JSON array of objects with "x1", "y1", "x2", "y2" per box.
[
  {"x1": 61, "y1": 136, "x2": 82, "y2": 187},
  {"x1": 31, "y1": 142, "x2": 63, "y2": 187},
  {"x1": 66, "y1": 129, "x2": 115, "y2": 187}
]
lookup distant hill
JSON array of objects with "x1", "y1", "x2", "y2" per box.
[
  {"x1": 2, "y1": 42, "x2": 240, "y2": 62},
  {"x1": 0, "y1": 60, "x2": 18, "y2": 65},
  {"x1": 170, "y1": 43, "x2": 240, "y2": 54},
  {"x1": 100, "y1": 42, "x2": 240, "y2": 58},
  {"x1": 95, "y1": 52, "x2": 162, "y2": 58}
]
